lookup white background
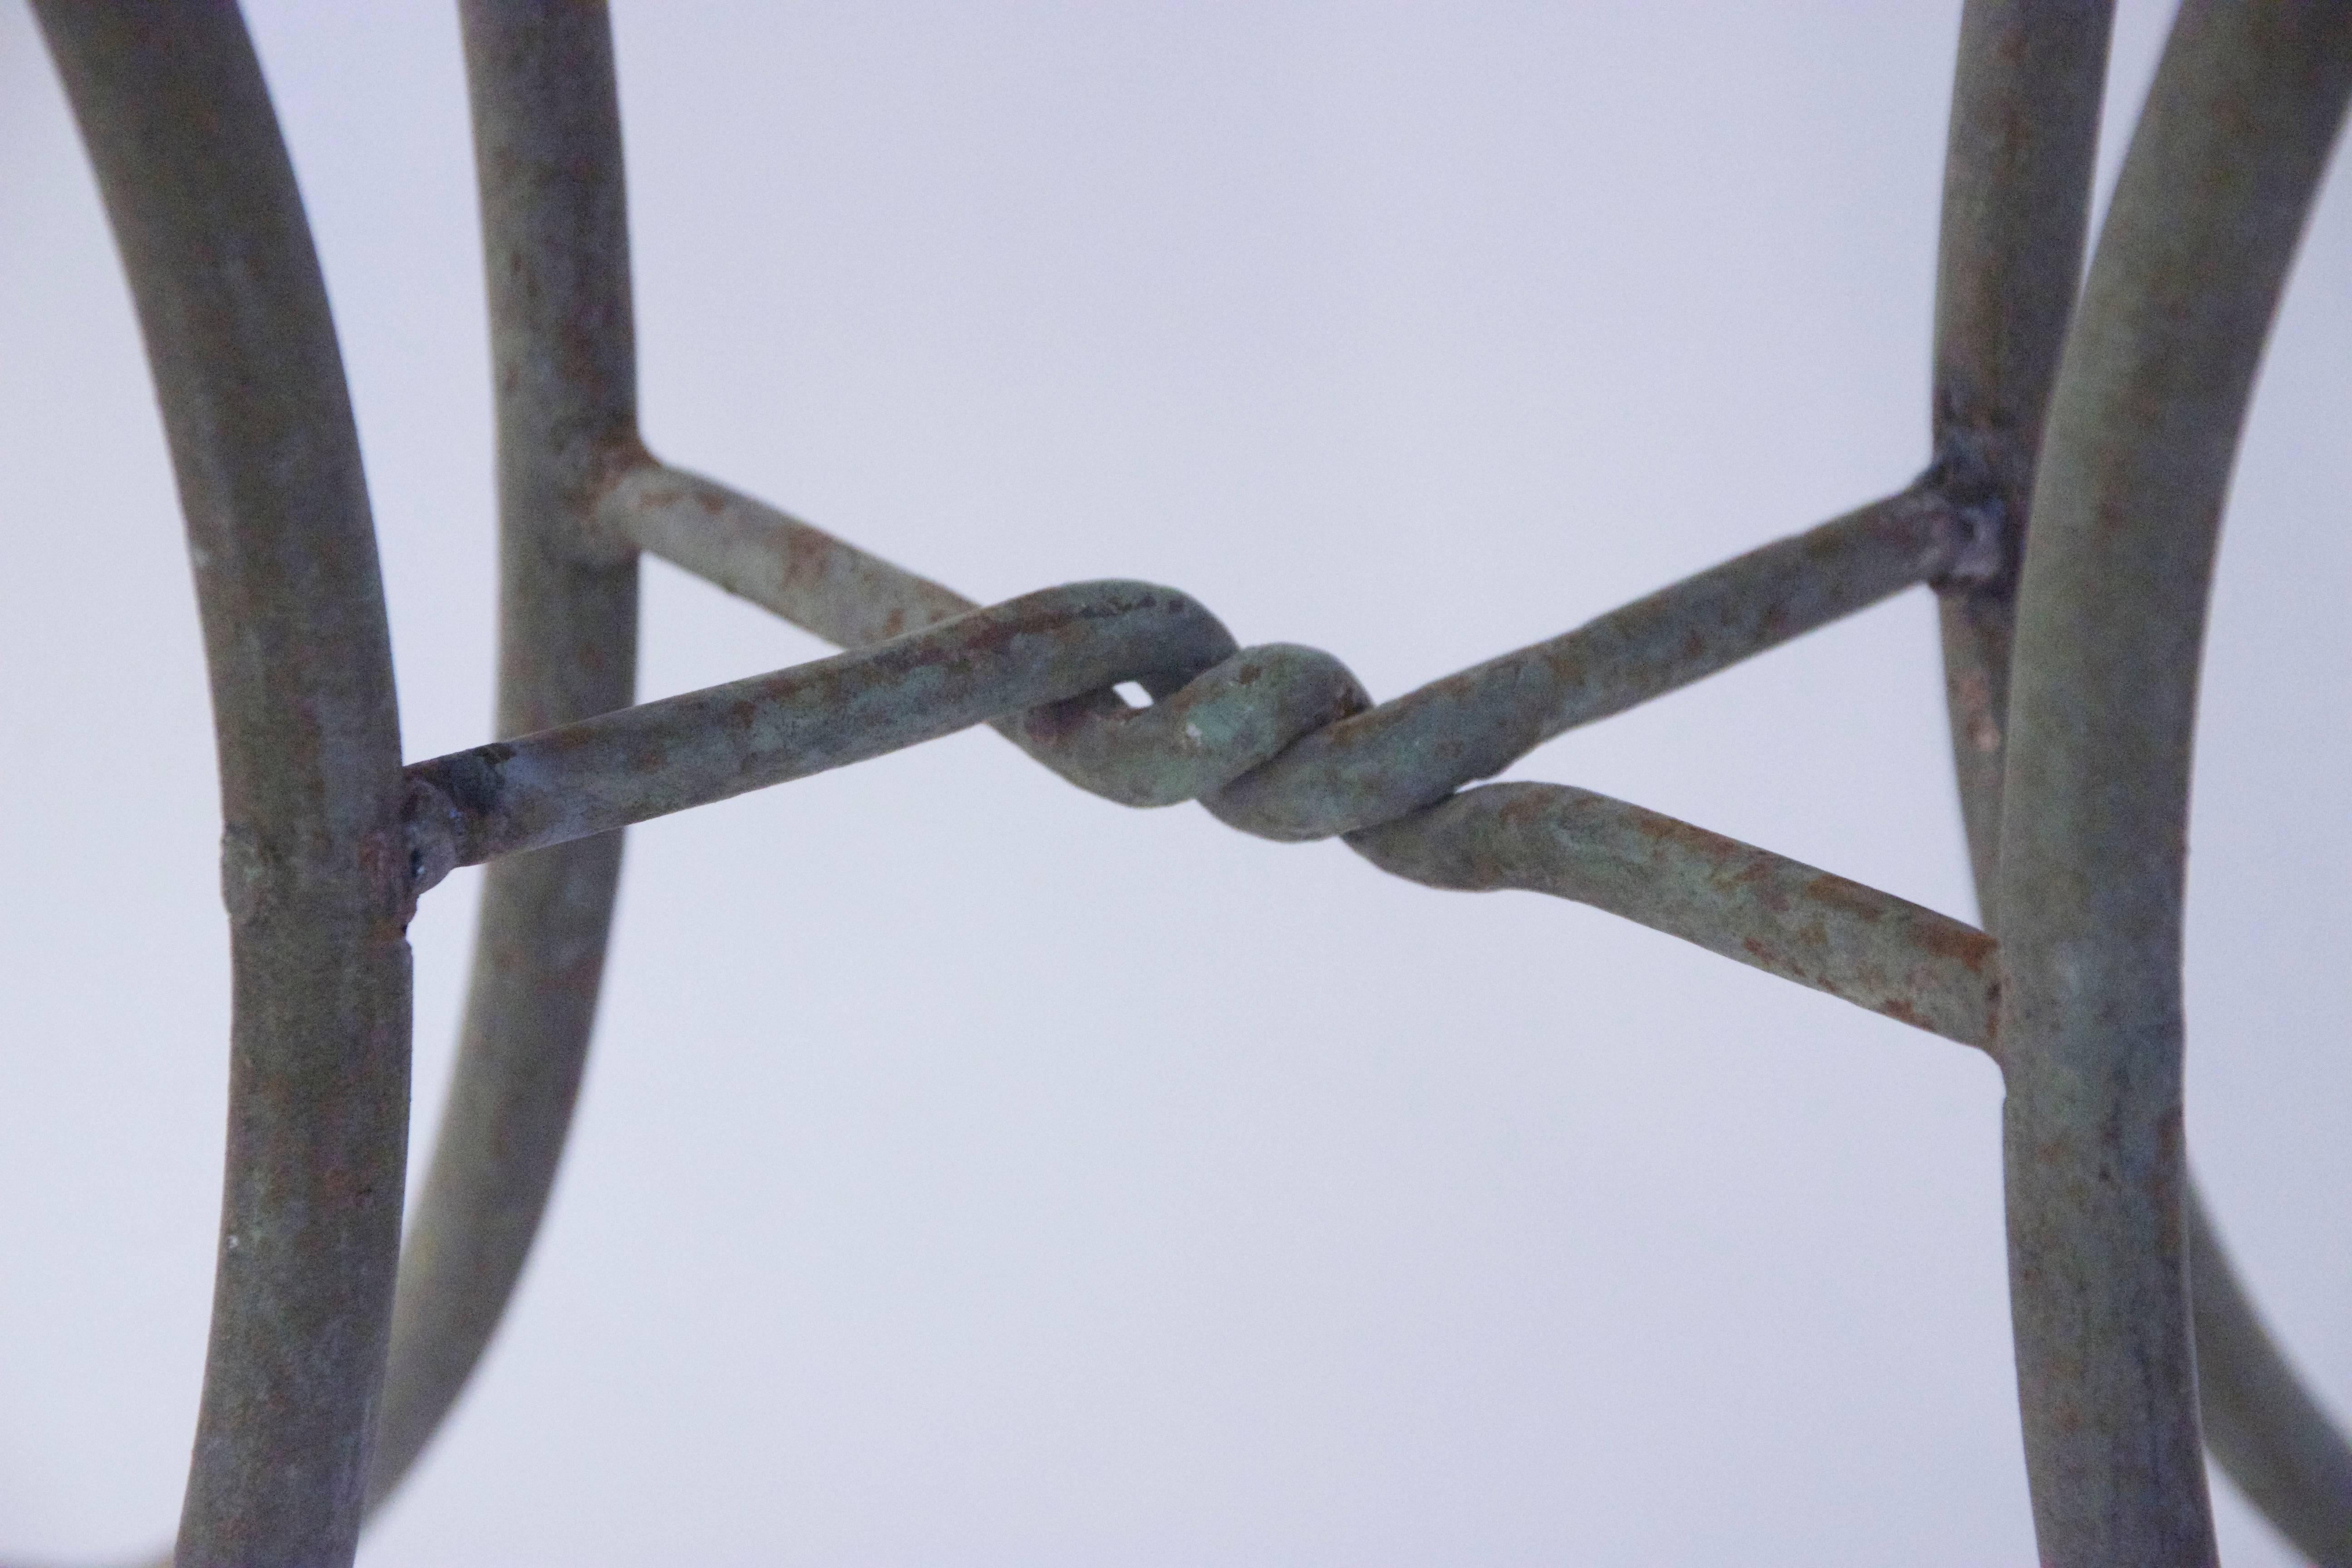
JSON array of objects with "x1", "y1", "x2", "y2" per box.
[{"x1": 3, "y1": 4, "x2": 2348, "y2": 1563}]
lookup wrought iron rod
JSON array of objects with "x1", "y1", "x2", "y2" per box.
[
  {"x1": 608, "y1": 464, "x2": 974, "y2": 651},
  {"x1": 1930, "y1": 0, "x2": 2115, "y2": 911},
  {"x1": 32, "y1": 6, "x2": 412, "y2": 1564},
  {"x1": 1348, "y1": 784, "x2": 1999, "y2": 1054},
  {"x1": 404, "y1": 576, "x2": 2002, "y2": 1085},
  {"x1": 367, "y1": 0, "x2": 644, "y2": 1521},
  {"x1": 1998, "y1": 3, "x2": 2352, "y2": 1562},
  {"x1": 17, "y1": 4, "x2": 2352, "y2": 1559},
  {"x1": 1210, "y1": 485, "x2": 1994, "y2": 842},
  {"x1": 1931, "y1": 3, "x2": 2352, "y2": 1558},
  {"x1": 404, "y1": 582, "x2": 1245, "y2": 871}
]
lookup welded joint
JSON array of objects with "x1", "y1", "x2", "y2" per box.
[
  {"x1": 402, "y1": 774, "x2": 463, "y2": 911},
  {"x1": 567, "y1": 431, "x2": 659, "y2": 566},
  {"x1": 1926, "y1": 490, "x2": 2006, "y2": 592},
  {"x1": 1921, "y1": 427, "x2": 2025, "y2": 595}
]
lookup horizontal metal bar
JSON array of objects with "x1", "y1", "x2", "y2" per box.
[
  {"x1": 405, "y1": 581, "x2": 1242, "y2": 876},
  {"x1": 589, "y1": 462, "x2": 2009, "y2": 1065},
  {"x1": 1349, "y1": 783, "x2": 1999, "y2": 1055},
  {"x1": 424, "y1": 503, "x2": 2005, "y2": 1065}
]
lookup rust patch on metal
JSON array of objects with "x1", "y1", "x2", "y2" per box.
[
  {"x1": 1908, "y1": 916, "x2": 1996, "y2": 973},
  {"x1": 1800, "y1": 874, "x2": 1891, "y2": 922}
]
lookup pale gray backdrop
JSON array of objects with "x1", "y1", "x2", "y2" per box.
[{"x1": 3, "y1": 4, "x2": 2347, "y2": 1563}]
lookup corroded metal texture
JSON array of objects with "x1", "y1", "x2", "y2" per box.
[
  {"x1": 20, "y1": 3, "x2": 2352, "y2": 1563},
  {"x1": 403, "y1": 576, "x2": 2005, "y2": 1072},
  {"x1": 609, "y1": 464, "x2": 974, "y2": 651},
  {"x1": 609, "y1": 465, "x2": 1984, "y2": 840},
  {"x1": 1210, "y1": 485, "x2": 1992, "y2": 842},
  {"x1": 607, "y1": 462, "x2": 1327, "y2": 807},
  {"x1": 367, "y1": 0, "x2": 643, "y2": 1523},
  {"x1": 31, "y1": 7, "x2": 412, "y2": 1566},
  {"x1": 1348, "y1": 784, "x2": 1998, "y2": 1055},
  {"x1": 407, "y1": 583, "x2": 1245, "y2": 868},
  {"x1": 408, "y1": 505, "x2": 2018, "y2": 878},
  {"x1": 589, "y1": 480, "x2": 2006, "y2": 1051},
  {"x1": 1929, "y1": 0, "x2": 2114, "y2": 910},
  {"x1": 1997, "y1": 4, "x2": 2352, "y2": 1563},
  {"x1": 1930, "y1": 4, "x2": 2352, "y2": 1560}
]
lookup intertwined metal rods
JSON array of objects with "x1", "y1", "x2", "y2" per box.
[{"x1": 23, "y1": 2, "x2": 2352, "y2": 1564}]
